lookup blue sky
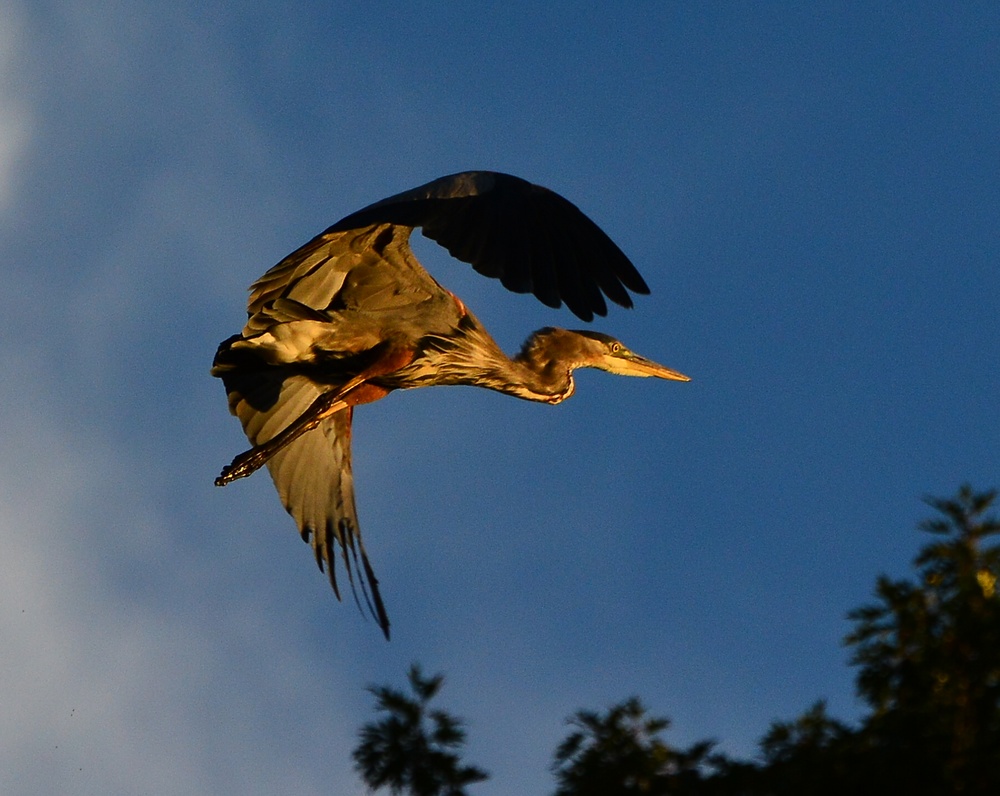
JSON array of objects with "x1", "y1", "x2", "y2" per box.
[{"x1": 2, "y1": 3, "x2": 998, "y2": 794}]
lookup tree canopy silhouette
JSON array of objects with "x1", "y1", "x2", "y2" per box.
[
  {"x1": 840, "y1": 484, "x2": 1000, "y2": 794},
  {"x1": 352, "y1": 664, "x2": 488, "y2": 796},
  {"x1": 714, "y1": 484, "x2": 1000, "y2": 795},
  {"x1": 351, "y1": 486, "x2": 1000, "y2": 795},
  {"x1": 551, "y1": 696, "x2": 714, "y2": 796}
]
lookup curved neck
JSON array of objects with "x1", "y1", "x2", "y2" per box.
[
  {"x1": 474, "y1": 325, "x2": 595, "y2": 403},
  {"x1": 406, "y1": 321, "x2": 578, "y2": 403},
  {"x1": 505, "y1": 336, "x2": 576, "y2": 403},
  {"x1": 457, "y1": 325, "x2": 576, "y2": 403}
]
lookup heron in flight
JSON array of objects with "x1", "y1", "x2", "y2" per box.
[{"x1": 213, "y1": 171, "x2": 689, "y2": 638}]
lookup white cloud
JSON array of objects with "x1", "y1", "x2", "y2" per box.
[
  {"x1": 0, "y1": 1, "x2": 31, "y2": 214},
  {"x1": 0, "y1": 355, "x2": 367, "y2": 794},
  {"x1": 0, "y1": 2, "x2": 369, "y2": 792}
]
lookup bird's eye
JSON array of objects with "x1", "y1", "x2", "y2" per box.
[{"x1": 610, "y1": 342, "x2": 622, "y2": 354}]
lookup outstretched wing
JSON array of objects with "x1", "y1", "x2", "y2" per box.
[
  {"x1": 269, "y1": 406, "x2": 389, "y2": 636},
  {"x1": 325, "y1": 171, "x2": 650, "y2": 322},
  {"x1": 215, "y1": 223, "x2": 466, "y2": 640},
  {"x1": 213, "y1": 346, "x2": 391, "y2": 638}
]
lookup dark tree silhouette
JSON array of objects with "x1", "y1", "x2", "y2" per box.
[
  {"x1": 716, "y1": 485, "x2": 1000, "y2": 795},
  {"x1": 352, "y1": 664, "x2": 488, "y2": 796},
  {"x1": 351, "y1": 487, "x2": 1000, "y2": 795},
  {"x1": 548, "y1": 486, "x2": 1000, "y2": 795},
  {"x1": 550, "y1": 696, "x2": 714, "y2": 795},
  {"x1": 728, "y1": 700, "x2": 858, "y2": 795},
  {"x1": 842, "y1": 485, "x2": 1000, "y2": 794}
]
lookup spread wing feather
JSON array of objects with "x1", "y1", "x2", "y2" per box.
[
  {"x1": 326, "y1": 171, "x2": 650, "y2": 321},
  {"x1": 214, "y1": 224, "x2": 465, "y2": 640},
  {"x1": 214, "y1": 354, "x2": 390, "y2": 637}
]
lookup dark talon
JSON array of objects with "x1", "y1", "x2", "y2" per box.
[{"x1": 216, "y1": 449, "x2": 267, "y2": 486}]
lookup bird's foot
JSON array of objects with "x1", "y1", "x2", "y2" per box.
[{"x1": 215, "y1": 448, "x2": 268, "y2": 486}]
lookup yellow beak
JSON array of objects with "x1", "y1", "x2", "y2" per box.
[{"x1": 604, "y1": 351, "x2": 691, "y2": 381}]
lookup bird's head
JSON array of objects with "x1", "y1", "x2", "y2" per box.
[
  {"x1": 520, "y1": 327, "x2": 689, "y2": 382},
  {"x1": 568, "y1": 329, "x2": 690, "y2": 381}
]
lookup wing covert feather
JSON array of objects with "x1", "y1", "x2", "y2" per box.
[{"x1": 244, "y1": 225, "x2": 442, "y2": 328}]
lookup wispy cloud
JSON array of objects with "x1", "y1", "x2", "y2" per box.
[
  {"x1": 0, "y1": 3, "x2": 367, "y2": 792},
  {"x1": 0, "y1": 1, "x2": 31, "y2": 214}
]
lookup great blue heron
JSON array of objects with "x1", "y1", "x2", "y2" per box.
[{"x1": 213, "y1": 171, "x2": 688, "y2": 638}]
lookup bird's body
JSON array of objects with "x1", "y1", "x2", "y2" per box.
[{"x1": 213, "y1": 171, "x2": 688, "y2": 637}]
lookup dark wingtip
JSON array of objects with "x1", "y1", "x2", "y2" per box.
[
  {"x1": 327, "y1": 170, "x2": 654, "y2": 324},
  {"x1": 571, "y1": 305, "x2": 595, "y2": 323},
  {"x1": 319, "y1": 523, "x2": 343, "y2": 601},
  {"x1": 361, "y1": 553, "x2": 391, "y2": 640},
  {"x1": 327, "y1": 565, "x2": 343, "y2": 602}
]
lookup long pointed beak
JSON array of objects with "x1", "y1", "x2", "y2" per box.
[
  {"x1": 626, "y1": 354, "x2": 690, "y2": 381},
  {"x1": 610, "y1": 352, "x2": 691, "y2": 381}
]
